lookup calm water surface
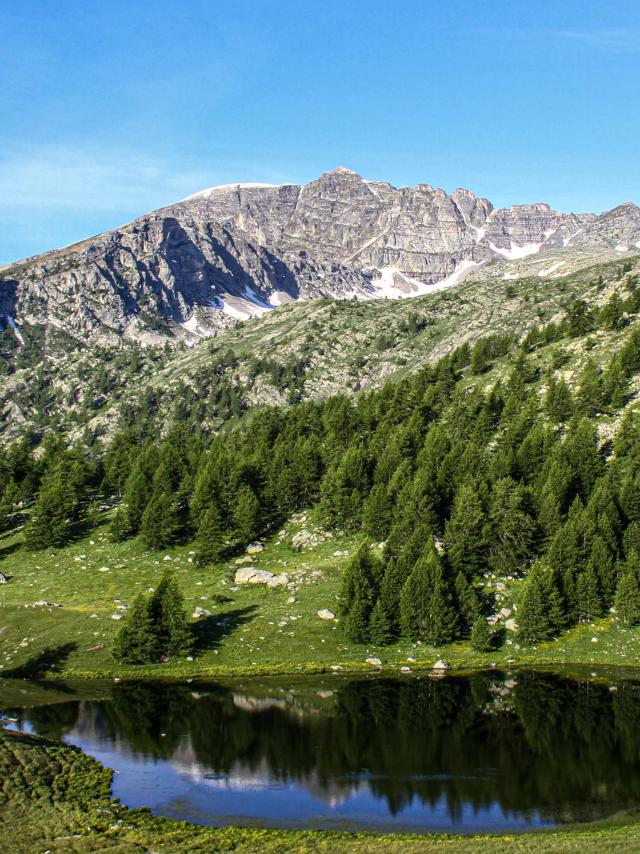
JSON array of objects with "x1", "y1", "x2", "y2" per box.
[{"x1": 4, "y1": 671, "x2": 640, "y2": 832}]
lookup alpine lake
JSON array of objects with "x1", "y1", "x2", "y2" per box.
[{"x1": 3, "y1": 669, "x2": 640, "y2": 834}]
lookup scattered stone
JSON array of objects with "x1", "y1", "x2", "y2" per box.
[
  {"x1": 287, "y1": 596, "x2": 296, "y2": 604},
  {"x1": 500, "y1": 607, "x2": 512, "y2": 619},
  {"x1": 89, "y1": 613, "x2": 98, "y2": 618},
  {"x1": 317, "y1": 609, "x2": 336, "y2": 620},
  {"x1": 317, "y1": 690, "x2": 334, "y2": 699},
  {"x1": 433, "y1": 659, "x2": 449, "y2": 671},
  {"x1": 97, "y1": 566, "x2": 110, "y2": 572},
  {"x1": 365, "y1": 657, "x2": 382, "y2": 667},
  {"x1": 496, "y1": 582, "x2": 506, "y2": 592},
  {"x1": 192, "y1": 607, "x2": 212, "y2": 618},
  {"x1": 591, "y1": 636, "x2": 599, "y2": 643},
  {"x1": 111, "y1": 614, "x2": 123, "y2": 621},
  {"x1": 330, "y1": 664, "x2": 342, "y2": 671},
  {"x1": 505, "y1": 618, "x2": 518, "y2": 632},
  {"x1": 332, "y1": 550, "x2": 349, "y2": 557},
  {"x1": 235, "y1": 556, "x2": 254, "y2": 565},
  {"x1": 0, "y1": 572, "x2": 7, "y2": 584},
  {"x1": 267, "y1": 573, "x2": 289, "y2": 588},
  {"x1": 246, "y1": 543, "x2": 264, "y2": 554},
  {"x1": 400, "y1": 666, "x2": 412, "y2": 673},
  {"x1": 163, "y1": 555, "x2": 172, "y2": 562},
  {"x1": 33, "y1": 600, "x2": 60, "y2": 608},
  {"x1": 234, "y1": 568, "x2": 274, "y2": 585}
]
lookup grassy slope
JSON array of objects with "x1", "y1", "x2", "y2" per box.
[
  {"x1": 3, "y1": 252, "x2": 637, "y2": 444},
  {"x1": 3, "y1": 728, "x2": 640, "y2": 854},
  {"x1": 2, "y1": 506, "x2": 640, "y2": 680},
  {"x1": 2, "y1": 272, "x2": 640, "y2": 679}
]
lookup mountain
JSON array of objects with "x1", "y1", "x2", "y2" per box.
[{"x1": 1, "y1": 167, "x2": 639, "y2": 350}]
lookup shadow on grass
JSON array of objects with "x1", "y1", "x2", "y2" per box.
[
  {"x1": 5, "y1": 643, "x2": 78, "y2": 678},
  {"x1": 192, "y1": 607, "x2": 258, "y2": 656},
  {"x1": 0, "y1": 540, "x2": 21, "y2": 563}
]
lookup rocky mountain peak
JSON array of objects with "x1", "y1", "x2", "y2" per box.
[{"x1": 1, "y1": 167, "x2": 638, "y2": 350}]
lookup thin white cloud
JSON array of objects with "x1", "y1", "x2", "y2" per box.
[
  {"x1": 553, "y1": 29, "x2": 639, "y2": 52},
  {"x1": 0, "y1": 145, "x2": 212, "y2": 215}
]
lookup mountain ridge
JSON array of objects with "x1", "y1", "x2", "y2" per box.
[{"x1": 1, "y1": 167, "x2": 639, "y2": 350}]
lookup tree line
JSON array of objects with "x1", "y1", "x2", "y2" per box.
[{"x1": 2, "y1": 276, "x2": 640, "y2": 649}]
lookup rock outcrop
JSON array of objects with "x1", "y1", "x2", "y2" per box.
[{"x1": 1, "y1": 167, "x2": 638, "y2": 350}]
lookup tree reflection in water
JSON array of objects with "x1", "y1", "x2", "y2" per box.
[{"x1": 7, "y1": 671, "x2": 640, "y2": 827}]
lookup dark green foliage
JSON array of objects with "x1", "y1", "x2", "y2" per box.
[
  {"x1": 112, "y1": 595, "x2": 156, "y2": 664},
  {"x1": 576, "y1": 565, "x2": 602, "y2": 622},
  {"x1": 444, "y1": 478, "x2": 486, "y2": 578},
  {"x1": 140, "y1": 493, "x2": 180, "y2": 549},
  {"x1": 518, "y1": 563, "x2": 564, "y2": 644},
  {"x1": 368, "y1": 599, "x2": 393, "y2": 645},
  {"x1": 195, "y1": 504, "x2": 226, "y2": 566},
  {"x1": 470, "y1": 617, "x2": 493, "y2": 652},
  {"x1": 399, "y1": 549, "x2": 456, "y2": 644},
  {"x1": 112, "y1": 572, "x2": 193, "y2": 663},
  {"x1": 340, "y1": 543, "x2": 381, "y2": 643},
  {"x1": 150, "y1": 572, "x2": 193, "y2": 659},
  {"x1": 615, "y1": 560, "x2": 640, "y2": 626}
]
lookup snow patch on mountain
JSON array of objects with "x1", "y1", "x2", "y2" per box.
[
  {"x1": 183, "y1": 183, "x2": 282, "y2": 201},
  {"x1": 489, "y1": 241, "x2": 543, "y2": 261},
  {"x1": 6, "y1": 316, "x2": 24, "y2": 345}
]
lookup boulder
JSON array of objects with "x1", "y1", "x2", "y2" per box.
[
  {"x1": 317, "y1": 609, "x2": 336, "y2": 620},
  {"x1": 234, "y1": 568, "x2": 274, "y2": 585},
  {"x1": 433, "y1": 659, "x2": 449, "y2": 671},
  {"x1": 267, "y1": 574, "x2": 289, "y2": 588},
  {"x1": 365, "y1": 657, "x2": 382, "y2": 667},
  {"x1": 192, "y1": 607, "x2": 212, "y2": 618},
  {"x1": 246, "y1": 543, "x2": 264, "y2": 554}
]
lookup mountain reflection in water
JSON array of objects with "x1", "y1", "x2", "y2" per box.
[{"x1": 4, "y1": 671, "x2": 640, "y2": 832}]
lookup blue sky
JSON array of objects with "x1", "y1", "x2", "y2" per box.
[{"x1": 1, "y1": 0, "x2": 639, "y2": 263}]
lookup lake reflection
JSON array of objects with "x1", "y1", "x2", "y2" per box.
[{"x1": 4, "y1": 671, "x2": 640, "y2": 832}]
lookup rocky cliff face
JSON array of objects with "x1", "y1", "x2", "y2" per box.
[{"x1": 1, "y1": 167, "x2": 639, "y2": 348}]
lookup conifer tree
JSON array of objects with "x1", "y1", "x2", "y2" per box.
[
  {"x1": 577, "y1": 359, "x2": 604, "y2": 416},
  {"x1": 195, "y1": 504, "x2": 226, "y2": 566},
  {"x1": 399, "y1": 555, "x2": 433, "y2": 641},
  {"x1": 620, "y1": 473, "x2": 640, "y2": 524},
  {"x1": 470, "y1": 617, "x2": 493, "y2": 652},
  {"x1": 486, "y1": 478, "x2": 535, "y2": 575},
  {"x1": 429, "y1": 561, "x2": 458, "y2": 645},
  {"x1": 518, "y1": 563, "x2": 563, "y2": 644},
  {"x1": 368, "y1": 599, "x2": 393, "y2": 646},
  {"x1": 587, "y1": 535, "x2": 615, "y2": 601},
  {"x1": 340, "y1": 543, "x2": 380, "y2": 643},
  {"x1": 399, "y1": 549, "x2": 456, "y2": 644},
  {"x1": 576, "y1": 566, "x2": 602, "y2": 622},
  {"x1": 233, "y1": 487, "x2": 261, "y2": 544},
  {"x1": 109, "y1": 506, "x2": 133, "y2": 543},
  {"x1": 140, "y1": 493, "x2": 179, "y2": 549},
  {"x1": 112, "y1": 594, "x2": 156, "y2": 664},
  {"x1": 454, "y1": 571, "x2": 481, "y2": 635},
  {"x1": 24, "y1": 468, "x2": 78, "y2": 550},
  {"x1": 362, "y1": 483, "x2": 393, "y2": 539},
  {"x1": 149, "y1": 572, "x2": 193, "y2": 658},
  {"x1": 444, "y1": 478, "x2": 486, "y2": 577},
  {"x1": 615, "y1": 565, "x2": 640, "y2": 626},
  {"x1": 624, "y1": 522, "x2": 640, "y2": 559}
]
